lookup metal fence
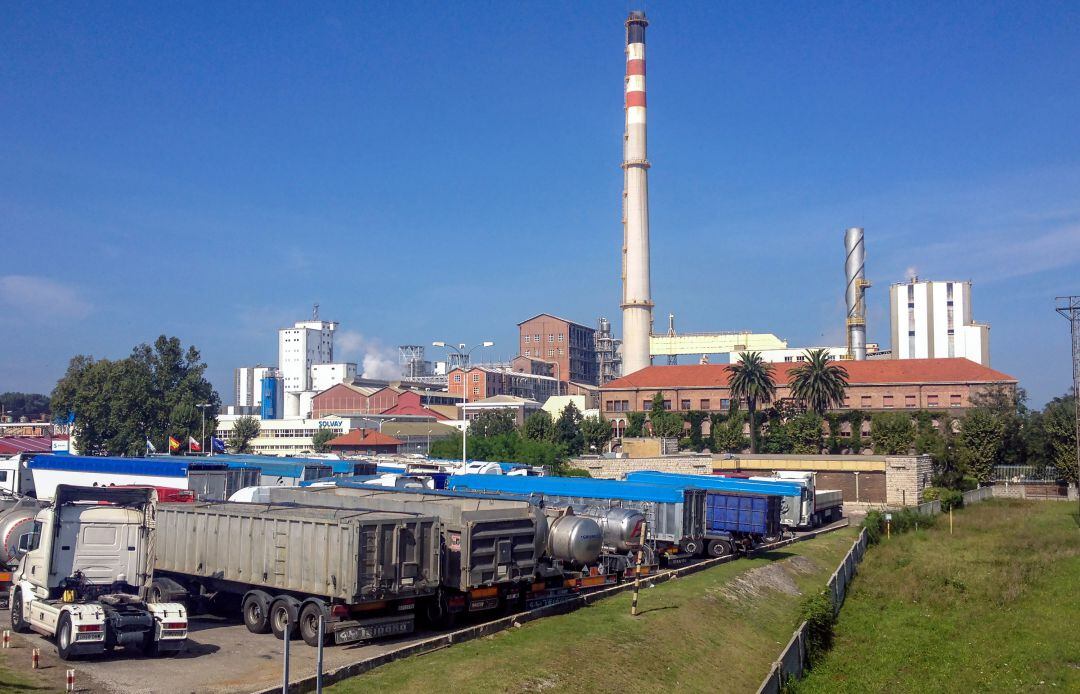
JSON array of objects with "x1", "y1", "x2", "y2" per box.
[
  {"x1": 992, "y1": 465, "x2": 1060, "y2": 482},
  {"x1": 758, "y1": 486, "x2": 997, "y2": 693},
  {"x1": 757, "y1": 529, "x2": 868, "y2": 694}
]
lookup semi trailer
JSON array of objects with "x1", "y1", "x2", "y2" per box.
[
  {"x1": 9, "y1": 486, "x2": 188, "y2": 660},
  {"x1": 151, "y1": 500, "x2": 439, "y2": 646}
]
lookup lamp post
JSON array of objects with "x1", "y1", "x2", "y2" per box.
[
  {"x1": 196, "y1": 403, "x2": 212, "y2": 456},
  {"x1": 433, "y1": 340, "x2": 494, "y2": 465}
]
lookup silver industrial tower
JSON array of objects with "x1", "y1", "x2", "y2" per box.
[
  {"x1": 844, "y1": 227, "x2": 870, "y2": 360},
  {"x1": 620, "y1": 10, "x2": 654, "y2": 376}
]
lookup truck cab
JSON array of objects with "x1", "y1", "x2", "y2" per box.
[{"x1": 9, "y1": 485, "x2": 187, "y2": 660}]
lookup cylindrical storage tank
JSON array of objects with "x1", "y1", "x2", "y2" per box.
[
  {"x1": 0, "y1": 509, "x2": 38, "y2": 565},
  {"x1": 594, "y1": 507, "x2": 645, "y2": 552},
  {"x1": 546, "y1": 515, "x2": 603, "y2": 564},
  {"x1": 284, "y1": 392, "x2": 301, "y2": 418}
]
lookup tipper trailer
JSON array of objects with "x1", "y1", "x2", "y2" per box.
[
  {"x1": 9, "y1": 486, "x2": 188, "y2": 660},
  {"x1": 151, "y1": 501, "x2": 440, "y2": 646}
]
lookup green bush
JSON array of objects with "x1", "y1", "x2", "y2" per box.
[
  {"x1": 863, "y1": 507, "x2": 935, "y2": 544},
  {"x1": 799, "y1": 591, "x2": 837, "y2": 667},
  {"x1": 922, "y1": 486, "x2": 963, "y2": 511},
  {"x1": 562, "y1": 468, "x2": 592, "y2": 478},
  {"x1": 863, "y1": 510, "x2": 885, "y2": 544}
]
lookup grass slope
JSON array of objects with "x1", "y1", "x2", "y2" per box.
[
  {"x1": 329, "y1": 527, "x2": 856, "y2": 693},
  {"x1": 795, "y1": 500, "x2": 1080, "y2": 693}
]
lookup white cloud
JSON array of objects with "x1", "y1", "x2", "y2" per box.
[
  {"x1": 336, "y1": 330, "x2": 400, "y2": 380},
  {"x1": 0, "y1": 275, "x2": 92, "y2": 320}
]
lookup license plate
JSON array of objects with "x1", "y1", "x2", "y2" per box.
[
  {"x1": 334, "y1": 619, "x2": 412, "y2": 644},
  {"x1": 469, "y1": 598, "x2": 499, "y2": 612}
]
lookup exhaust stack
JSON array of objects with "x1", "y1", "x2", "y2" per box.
[
  {"x1": 844, "y1": 227, "x2": 870, "y2": 360},
  {"x1": 620, "y1": 10, "x2": 654, "y2": 376}
]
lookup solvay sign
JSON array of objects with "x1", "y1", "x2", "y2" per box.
[{"x1": 317, "y1": 420, "x2": 343, "y2": 429}]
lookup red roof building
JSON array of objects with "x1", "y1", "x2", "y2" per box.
[
  {"x1": 325, "y1": 429, "x2": 403, "y2": 455},
  {"x1": 601, "y1": 358, "x2": 1017, "y2": 435},
  {"x1": 0, "y1": 437, "x2": 53, "y2": 455}
]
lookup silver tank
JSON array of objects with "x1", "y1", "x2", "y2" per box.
[
  {"x1": 0, "y1": 507, "x2": 38, "y2": 566},
  {"x1": 545, "y1": 514, "x2": 602, "y2": 565},
  {"x1": 569, "y1": 505, "x2": 644, "y2": 552}
]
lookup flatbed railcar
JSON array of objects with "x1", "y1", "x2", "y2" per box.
[{"x1": 446, "y1": 474, "x2": 705, "y2": 564}]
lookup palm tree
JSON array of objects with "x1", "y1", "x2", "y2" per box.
[
  {"x1": 789, "y1": 349, "x2": 850, "y2": 415},
  {"x1": 728, "y1": 351, "x2": 777, "y2": 453}
]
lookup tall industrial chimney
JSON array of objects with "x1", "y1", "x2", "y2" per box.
[
  {"x1": 620, "y1": 10, "x2": 654, "y2": 376},
  {"x1": 844, "y1": 227, "x2": 870, "y2": 360}
]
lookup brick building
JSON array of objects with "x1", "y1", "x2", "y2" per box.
[
  {"x1": 600, "y1": 358, "x2": 1017, "y2": 435},
  {"x1": 517, "y1": 314, "x2": 598, "y2": 385},
  {"x1": 310, "y1": 383, "x2": 457, "y2": 420},
  {"x1": 325, "y1": 429, "x2": 403, "y2": 455},
  {"x1": 447, "y1": 366, "x2": 559, "y2": 404}
]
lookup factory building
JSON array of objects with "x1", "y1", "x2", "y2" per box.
[
  {"x1": 517, "y1": 314, "x2": 599, "y2": 385},
  {"x1": 310, "y1": 383, "x2": 457, "y2": 420},
  {"x1": 234, "y1": 365, "x2": 274, "y2": 409},
  {"x1": 278, "y1": 315, "x2": 337, "y2": 393},
  {"x1": 447, "y1": 366, "x2": 559, "y2": 404},
  {"x1": 889, "y1": 279, "x2": 990, "y2": 366},
  {"x1": 600, "y1": 358, "x2": 1016, "y2": 434},
  {"x1": 215, "y1": 412, "x2": 446, "y2": 456}
]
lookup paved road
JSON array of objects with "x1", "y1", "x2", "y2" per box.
[{"x1": 1, "y1": 610, "x2": 432, "y2": 693}]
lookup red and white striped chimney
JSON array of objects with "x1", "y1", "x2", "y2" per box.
[{"x1": 621, "y1": 10, "x2": 653, "y2": 376}]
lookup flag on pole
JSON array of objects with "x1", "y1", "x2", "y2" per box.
[
  {"x1": 146, "y1": 437, "x2": 157, "y2": 454},
  {"x1": 168, "y1": 436, "x2": 181, "y2": 453},
  {"x1": 188, "y1": 436, "x2": 202, "y2": 453},
  {"x1": 211, "y1": 437, "x2": 227, "y2": 453}
]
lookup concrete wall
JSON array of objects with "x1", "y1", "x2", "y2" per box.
[{"x1": 576, "y1": 454, "x2": 712, "y2": 479}]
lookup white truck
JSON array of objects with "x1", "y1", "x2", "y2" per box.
[
  {"x1": 750, "y1": 471, "x2": 844, "y2": 528},
  {"x1": 8, "y1": 485, "x2": 188, "y2": 660}
]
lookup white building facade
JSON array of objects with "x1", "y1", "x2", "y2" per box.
[
  {"x1": 889, "y1": 279, "x2": 990, "y2": 365},
  {"x1": 279, "y1": 319, "x2": 338, "y2": 393},
  {"x1": 234, "y1": 365, "x2": 274, "y2": 407},
  {"x1": 311, "y1": 363, "x2": 358, "y2": 392}
]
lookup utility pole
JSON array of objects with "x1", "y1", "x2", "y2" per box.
[{"x1": 1054, "y1": 296, "x2": 1080, "y2": 513}]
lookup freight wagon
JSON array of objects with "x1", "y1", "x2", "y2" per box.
[
  {"x1": 626, "y1": 471, "x2": 808, "y2": 530},
  {"x1": 446, "y1": 474, "x2": 705, "y2": 565},
  {"x1": 263, "y1": 483, "x2": 607, "y2": 619},
  {"x1": 151, "y1": 501, "x2": 440, "y2": 646}
]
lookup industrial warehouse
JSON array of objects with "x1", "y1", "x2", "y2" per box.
[{"x1": 3, "y1": 4, "x2": 1078, "y2": 694}]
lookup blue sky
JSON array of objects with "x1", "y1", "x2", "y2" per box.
[{"x1": 3, "y1": 1, "x2": 1078, "y2": 407}]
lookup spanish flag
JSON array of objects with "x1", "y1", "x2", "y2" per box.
[{"x1": 168, "y1": 436, "x2": 181, "y2": 453}]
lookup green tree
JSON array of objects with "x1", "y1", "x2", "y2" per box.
[
  {"x1": 971, "y1": 385, "x2": 1028, "y2": 466},
  {"x1": 469, "y1": 409, "x2": 519, "y2": 438},
  {"x1": 1041, "y1": 393, "x2": 1077, "y2": 485},
  {"x1": 523, "y1": 410, "x2": 555, "y2": 442},
  {"x1": 580, "y1": 415, "x2": 613, "y2": 454},
  {"x1": 728, "y1": 352, "x2": 777, "y2": 453},
  {"x1": 683, "y1": 411, "x2": 708, "y2": 451},
  {"x1": 787, "y1": 411, "x2": 824, "y2": 454},
  {"x1": 312, "y1": 428, "x2": 336, "y2": 453},
  {"x1": 228, "y1": 415, "x2": 261, "y2": 453},
  {"x1": 870, "y1": 412, "x2": 915, "y2": 454},
  {"x1": 760, "y1": 419, "x2": 793, "y2": 453},
  {"x1": 0, "y1": 392, "x2": 50, "y2": 420},
  {"x1": 649, "y1": 392, "x2": 667, "y2": 422},
  {"x1": 554, "y1": 402, "x2": 585, "y2": 456},
  {"x1": 788, "y1": 349, "x2": 849, "y2": 415},
  {"x1": 848, "y1": 411, "x2": 866, "y2": 454},
  {"x1": 712, "y1": 411, "x2": 748, "y2": 453},
  {"x1": 651, "y1": 413, "x2": 685, "y2": 439},
  {"x1": 624, "y1": 412, "x2": 645, "y2": 438},
  {"x1": 958, "y1": 407, "x2": 1006, "y2": 484}
]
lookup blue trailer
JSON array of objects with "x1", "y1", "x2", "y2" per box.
[{"x1": 625, "y1": 470, "x2": 805, "y2": 531}]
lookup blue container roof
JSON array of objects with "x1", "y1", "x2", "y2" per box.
[
  {"x1": 303, "y1": 476, "x2": 539, "y2": 503},
  {"x1": 447, "y1": 474, "x2": 688, "y2": 503},
  {"x1": 624, "y1": 471, "x2": 802, "y2": 497},
  {"x1": 28, "y1": 455, "x2": 191, "y2": 477}
]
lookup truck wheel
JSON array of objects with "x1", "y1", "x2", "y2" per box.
[
  {"x1": 679, "y1": 538, "x2": 702, "y2": 556},
  {"x1": 707, "y1": 539, "x2": 733, "y2": 558},
  {"x1": 242, "y1": 591, "x2": 272, "y2": 634},
  {"x1": 10, "y1": 592, "x2": 29, "y2": 633},
  {"x1": 298, "y1": 601, "x2": 326, "y2": 647},
  {"x1": 269, "y1": 597, "x2": 300, "y2": 640},
  {"x1": 56, "y1": 614, "x2": 76, "y2": 661}
]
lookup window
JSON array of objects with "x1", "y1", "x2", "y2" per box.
[
  {"x1": 883, "y1": 395, "x2": 894, "y2": 408},
  {"x1": 524, "y1": 335, "x2": 530, "y2": 343},
  {"x1": 548, "y1": 349, "x2": 554, "y2": 357},
  {"x1": 534, "y1": 334, "x2": 540, "y2": 342},
  {"x1": 558, "y1": 334, "x2": 564, "y2": 342},
  {"x1": 548, "y1": 334, "x2": 554, "y2": 343},
  {"x1": 472, "y1": 374, "x2": 480, "y2": 383},
  {"x1": 861, "y1": 395, "x2": 872, "y2": 407},
  {"x1": 784, "y1": 356, "x2": 793, "y2": 362},
  {"x1": 606, "y1": 401, "x2": 614, "y2": 411},
  {"x1": 905, "y1": 395, "x2": 917, "y2": 408},
  {"x1": 642, "y1": 400, "x2": 650, "y2": 410},
  {"x1": 558, "y1": 348, "x2": 564, "y2": 356},
  {"x1": 662, "y1": 400, "x2": 671, "y2": 410},
  {"x1": 950, "y1": 394, "x2": 962, "y2": 407},
  {"x1": 453, "y1": 375, "x2": 461, "y2": 383},
  {"x1": 700, "y1": 399, "x2": 710, "y2": 410},
  {"x1": 524, "y1": 349, "x2": 531, "y2": 357},
  {"x1": 472, "y1": 387, "x2": 480, "y2": 395},
  {"x1": 721, "y1": 399, "x2": 730, "y2": 410},
  {"x1": 927, "y1": 394, "x2": 939, "y2": 407},
  {"x1": 681, "y1": 399, "x2": 691, "y2": 410}
]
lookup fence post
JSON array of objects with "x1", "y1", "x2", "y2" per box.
[
  {"x1": 316, "y1": 614, "x2": 324, "y2": 694},
  {"x1": 949, "y1": 507, "x2": 953, "y2": 535},
  {"x1": 282, "y1": 615, "x2": 291, "y2": 693}
]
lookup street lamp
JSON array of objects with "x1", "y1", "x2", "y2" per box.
[
  {"x1": 196, "y1": 403, "x2": 212, "y2": 456},
  {"x1": 432, "y1": 340, "x2": 494, "y2": 465}
]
